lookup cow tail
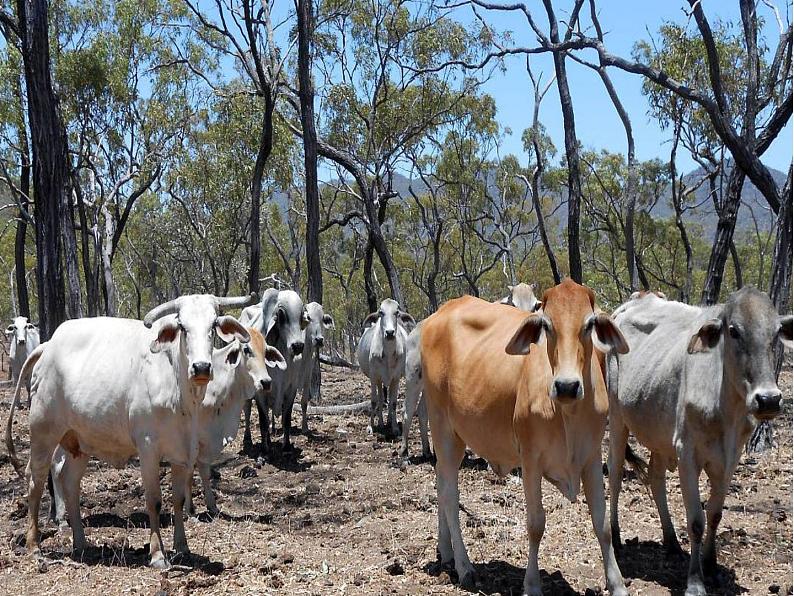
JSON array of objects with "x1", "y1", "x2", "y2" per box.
[
  {"x1": 624, "y1": 444, "x2": 649, "y2": 485},
  {"x1": 5, "y1": 343, "x2": 45, "y2": 477}
]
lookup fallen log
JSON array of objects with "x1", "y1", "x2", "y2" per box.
[
  {"x1": 293, "y1": 400, "x2": 369, "y2": 414},
  {"x1": 319, "y1": 354, "x2": 358, "y2": 369}
]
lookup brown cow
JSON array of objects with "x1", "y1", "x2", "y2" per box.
[{"x1": 421, "y1": 279, "x2": 629, "y2": 595}]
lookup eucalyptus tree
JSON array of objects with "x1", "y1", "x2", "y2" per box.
[{"x1": 286, "y1": 0, "x2": 489, "y2": 311}]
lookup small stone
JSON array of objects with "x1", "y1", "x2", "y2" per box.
[
  {"x1": 239, "y1": 465, "x2": 258, "y2": 479},
  {"x1": 769, "y1": 585, "x2": 780, "y2": 594}
]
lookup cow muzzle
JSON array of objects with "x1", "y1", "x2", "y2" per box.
[
  {"x1": 551, "y1": 377, "x2": 583, "y2": 402},
  {"x1": 314, "y1": 336, "x2": 324, "y2": 348},
  {"x1": 752, "y1": 390, "x2": 782, "y2": 420},
  {"x1": 290, "y1": 341, "x2": 304, "y2": 356},
  {"x1": 384, "y1": 329, "x2": 396, "y2": 340},
  {"x1": 260, "y1": 378, "x2": 272, "y2": 393},
  {"x1": 190, "y1": 361, "x2": 213, "y2": 384}
]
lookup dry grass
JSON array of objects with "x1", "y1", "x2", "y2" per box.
[{"x1": 0, "y1": 365, "x2": 790, "y2": 595}]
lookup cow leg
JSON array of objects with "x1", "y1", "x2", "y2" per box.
[
  {"x1": 378, "y1": 384, "x2": 387, "y2": 429},
  {"x1": 60, "y1": 452, "x2": 89, "y2": 553},
  {"x1": 170, "y1": 464, "x2": 190, "y2": 556},
  {"x1": 198, "y1": 461, "x2": 219, "y2": 517},
  {"x1": 281, "y1": 389, "x2": 297, "y2": 450},
  {"x1": 387, "y1": 379, "x2": 399, "y2": 438},
  {"x1": 648, "y1": 452, "x2": 681, "y2": 555},
  {"x1": 702, "y1": 468, "x2": 727, "y2": 577},
  {"x1": 583, "y1": 458, "x2": 628, "y2": 596},
  {"x1": 607, "y1": 413, "x2": 629, "y2": 550},
  {"x1": 254, "y1": 394, "x2": 270, "y2": 455},
  {"x1": 26, "y1": 437, "x2": 57, "y2": 552},
  {"x1": 140, "y1": 451, "x2": 168, "y2": 569},
  {"x1": 417, "y1": 395, "x2": 431, "y2": 459},
  {"x1": 243, "y1": 398, "x2": 254, "y2": 451},
  {"x1": 300, "y1": 384, "x2": 310, "y2": 433},
  {"x1": 400, "y1": 378, "x2": 421, "y2": 458},
  {"x1": 185, "y1": 467, "x2": 196, "y2": 518},
  {"x1": 49, "y1": 447, "x2": 68, "y2": 526},
  {"x1": 678, "y1": 453, "x2": 706, "y2": 596},
  {"x1": 520, "y1": 463, "x2": 545, "y2": 596},
  {"x1": 367, "y1": 381, "x2": 378, "y2": 434},
  {"x1": 434, "y1": 424, "x2": 474, "y2": 587}
]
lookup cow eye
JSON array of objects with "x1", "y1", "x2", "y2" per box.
[
  {"x1": 378, "y1": 310, "x2": 384, "y2": 317},
  {"x1": 728, "y1": 325, "x2": 741, "y2": 340}
]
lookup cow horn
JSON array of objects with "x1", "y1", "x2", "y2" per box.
[
  {"x1": 216, "y1": 292, "x2": 259, "y2": 310},
  {"x1": 143, "y1": 298, "x2": 181, "y2": 328}
]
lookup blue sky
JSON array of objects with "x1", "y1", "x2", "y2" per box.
[{"x1": 470, "y1": 0, "x2": 792, "y2": 173}]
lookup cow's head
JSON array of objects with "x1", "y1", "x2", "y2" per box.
[
  {"x1": 502, "y1": 283, "x2": 542, "y2": 312},
  {"x1": 687, "y1": 286, "x2": 792, "y2": 421},
  {"x1": 305, "y1": 302, "x2": 335, "y2": 349},
  {"x1": 224, "y1": 328, "x2": 286, "y2": 395},
  {"x1": 144, "y1": 293, "x2": 257, "y2": 386},
  {"x1": 261, "y1": 289, "x2": 308, "y2": 359},
  {"x1": 506, "y1": 278, "x2": 629, "y2": 403},
  {"x1": 363, "y1": 299, "x2": 415, "y2": 342},
  {"x1": 6, "y1": 317, "x2": 36, "y2": 346}
]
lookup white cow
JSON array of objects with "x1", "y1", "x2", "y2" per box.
[
  {"x1": 357, "y1": 298, "x2": 416, "y2": 437},
  {"x1": 607, "y1": 287, "x2": 792, "y2": 596},
  {"x1": 241, "y1": 288, "x2": 308, "y2": 453},
  {"x1": 4, "y1": 293, "x2": 256, "y2": 568},
  {"x1": 495, "y1": 282, "x2": 542, "y2": 312},
  {"x1": 5, "y1": 316, "x2": 39, "y2": 402},
  {"x1": 187, "y1": 327, "x2": 285, "y2": 515},
  {"x1": 298, "y1": 302, "x2": 335, "y2": 433}
]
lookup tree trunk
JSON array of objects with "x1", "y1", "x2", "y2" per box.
[
  {"x1": 298, "y1": 0, "x2": 322, "y2": 304},
  {"x1": 14, "y1": 138, "x2": 30, "y2": 319},
  {"x1": 17, "y1": 0, "x2": 69, "y2": 340},
  {"x1": 74, "y1": 178, "x2": 99, "y2": 316},
  {"x1": 770, "y1": 163, "x2": 792, "y2": 379},
  {"x1": 100, "y1": 204, "x2": 117, "y2": 316},
  {"x1": 249, "y1": 97, "x2": 274, "y2": 296},
  {"x1": 701, "y1": 168, "x2": 745, "y2": 305},
  {"x1": 363, "y1": 236, "x2": 377, "y2": 313},
  {"x1": 62, "y1": 185, "x2": 83, "y2": 318},
  {"x1": 543, "y1": 0, "x2": 582, "y2": 283}
]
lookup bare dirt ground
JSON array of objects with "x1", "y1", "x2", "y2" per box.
[{"x1": 0, "y1": 363, "x2": 791, "y2": 596}]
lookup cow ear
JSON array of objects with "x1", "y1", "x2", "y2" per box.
[
  {"x1": 217, "y1": 315, "x2": 251, "y2": 344},
  {"x1": 531, "y1": 301, "x2": 542, "y2": 313},
  {"x1": 151, "y1": 319, "x2": 180, "y2": 353},
  {"x1": 499, "y1": 296, "x2": 510, "y2": 304},
  {"x1": 25, "y1": 323, "x2": 35, "y2": 330},
  {"x1": 226, "y1": 344, "x2": 242, "y2": 368},
  {"x1": 265, "y1": 345, "x2": 287, "y2": 370},
  {"x1": 687, "y1": 319, "x2": 723, "y2": 354},
  {"x1": 507, "y1": 285, "x2": 514, "y2": 292},
  {"x1": 588, "y1": 313, "x2": 629, "y2": 354},
  {"x1": 362, "y1": 312, "x2": 380, "y2": 328},
  {"x1": 778, "y1": 315, "x2": 793, "y2": 349},
  {"x1": 322, "y1": 313, "x2": 335, "y2": 329},
  {"x1": 399, "y1": 312, "x2": 416, "y2": 329},
  {"x1": 506, "y1": 314, "x2": 551, "y2": 355}
]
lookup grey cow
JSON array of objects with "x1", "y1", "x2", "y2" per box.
[
  {"x1": 241, "y1": 288, "x2": 308, "y2": 453},
  {"x1": 299, "y1": 302, "x2": 335, "y2": 433},
  {"x1": 357, "y1": 299, "x2": 415, "y2": 437},
  {"x1": 607, "y1": 287, "x2": 792, "y2": 596},
  {"x1": 5, "y1": 317, "x2": 40, "y2": 403}
]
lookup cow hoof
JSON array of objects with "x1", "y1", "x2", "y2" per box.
[
  {"x1": 149, "y1": 555, "x2": 170, "y2": 570},
  {"x1": 459, "y1": 568, "x2": 478, "y2": 590},
  {"x1": 684, "y1": 581, "x2": 706, "y2": 596}
]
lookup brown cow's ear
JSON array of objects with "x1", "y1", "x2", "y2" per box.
[
  {"x1": 150, "y1": 319, "x2": 180, "y2": 353},
  {"x1": 778, "y1": 315, "x2": 793, "y2": 349},
  {"x1": 217, "y1": 315, "x2": 251, "y2": 344},
  {"x1": 687, "y1": 319, "x2": 723, "y2": 354},
  {"x1": 265, "y1": 345, "x2": 287, "y2": 370},
  {"x1": 362, "y1": 312, "x2": 380, "y2": 328},
  {"x1": 590, "y1": 313, "x2": 629, "y2": 354},
  {"x1": 506, "y1": 314, "x2": 551, "y2": 355}
]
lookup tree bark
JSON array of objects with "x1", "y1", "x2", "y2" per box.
[
  {"x1": 249, "y1": 98, "x2": 274, "y2": 296},
  {"x1": 73, "y1": 176, "x2": 99, "y2": 316},
  {"x1": 14, "y1": 132, "x2": 30, "y2": 319},
  {"x1": 297, "y1": 0, "x2": 322, "y2": 304},
  {"x1": 363, "y1": 235, "x2": 377, "y2": 313},
  {"x1": 17, "y1": 0, "x2": 69, "y2": 340},
  {"x1": 542, "y1": 0, "x2": 582, "y2": 282}
]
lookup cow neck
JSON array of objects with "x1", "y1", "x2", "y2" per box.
[
  {"x1": 171, "y1": 331, "x2": 206, "y2": 410},
  {"x1": 713, "y1": 342, "x2": 753, "y2": 462}
]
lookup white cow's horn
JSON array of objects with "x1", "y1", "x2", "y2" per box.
[
  {"x1": 216, "y1": 292, "x2": 259, "y2": 310},
  {"x1": 143, "y1": 298, "x2": 181, "y2": 328}
]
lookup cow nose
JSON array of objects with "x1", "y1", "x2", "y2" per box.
[
  {"x1": 315, "y1": 336, "x2": 324, "y2": 347},
  {"x1": 260, "y1": 379, "x2": 272, "y2": 393},
  {"x1": 291, "y1": 341, "x2": 304, "y2": 356},
  {"x1": 754, "y1": 391, "x2": 782, "y2": 418},
  {"x1": 192, "y1": 361, "x2": 212, "y2": 378},
  {"x1": 385, "y1": 329, "x2": 396, "y2": 339},
  {"x1": 554, "y1": 379, "x2": 581, "y2": 400}
]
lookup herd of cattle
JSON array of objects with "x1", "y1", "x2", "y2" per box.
[{"x1": 2, "y1": 280, "x2": 791, "y2": 596}]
